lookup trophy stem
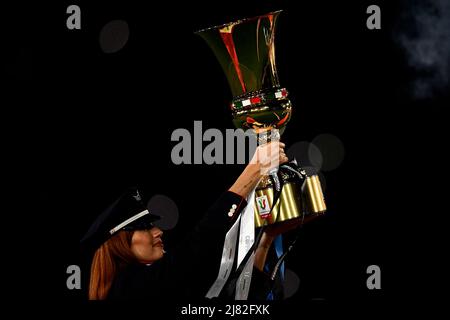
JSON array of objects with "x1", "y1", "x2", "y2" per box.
[{"x1": 256, "y1": 128, "x2": 280, "y2": 145}]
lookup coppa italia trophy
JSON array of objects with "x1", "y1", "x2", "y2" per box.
[{"x1": 197, "y1": 10, "x2": 326, "y2": 300}]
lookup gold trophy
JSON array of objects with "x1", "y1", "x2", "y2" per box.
[{"x1": 197, "y1": 10, "x2": 326, "y2": 227}]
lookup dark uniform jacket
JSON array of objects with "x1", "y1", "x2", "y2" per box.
[{"x1": 107, "y1": 191, "x2": 283, "y2": 300}]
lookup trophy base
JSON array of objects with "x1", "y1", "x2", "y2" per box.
[
  {"x1": 254, "y1": 180, "x2": 303, "y2": 228},
  {"x1": 253, "y1": 173, "x2": 326, "y2": 228}
]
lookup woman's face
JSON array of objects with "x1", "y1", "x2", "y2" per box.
[{"x1": 131, "y1": 227, "x2": 164, "y2": 264}]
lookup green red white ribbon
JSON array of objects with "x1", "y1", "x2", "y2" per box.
[{"x1": 231, "y1": 88, "x2": 288, "y2": 110}]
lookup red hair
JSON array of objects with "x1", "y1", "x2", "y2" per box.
[{"x1": 89, "y1": 231, "x2": 136, "y2": 300}]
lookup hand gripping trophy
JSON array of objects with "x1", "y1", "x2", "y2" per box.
[{"x1": 197, "y1": 10, "x2": 327, "y2": 299}]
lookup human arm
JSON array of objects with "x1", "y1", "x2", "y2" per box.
[
  {"x1": 165, "y1": 142, "x2": 287, "y2": 291},
  {"x1": 229, "y1": 141, "x2": 288, "y2": 198}
]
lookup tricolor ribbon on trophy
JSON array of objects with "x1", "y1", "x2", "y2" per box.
[{"x1": 196, "y1": 10, "x2": 327, "y2": 300}]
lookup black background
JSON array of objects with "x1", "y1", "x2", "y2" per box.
[{"x1": 5, "y1": 0, "x2": 447, "y2": 313}]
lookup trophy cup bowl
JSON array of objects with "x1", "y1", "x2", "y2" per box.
[{"x1": 196, "y1": 10, "x2": 326, "y2": 227}]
